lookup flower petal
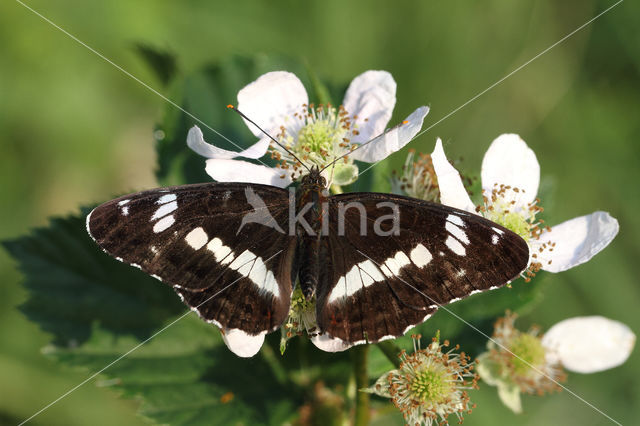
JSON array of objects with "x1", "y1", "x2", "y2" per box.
[
  {"x1": 497, "y1": 382, "x2": 523, "y2": 414},
  {"x1": 311, "y1": 333, "x2": 354, "y2": 352},
  {"x1": 541, "y1": 316, "x2": 635, "y2": 373},
  {"x1": 537, "y1": 211, "x2": 619, "y2": 273},
  {"x1": 237, "y1": 71, "x2": 308, "y2": 137},
  {"x1": 221, "y1": 328, "x2": 266, "y2": 358},
  {"x1": 187, "y1": 126, "x2": 271, "y2": 159},
  {"x1": 349, "y1": 106, "x2": 429, "y2": 163},
  {"x1": 481, "y1": 134, "x2": 540, "y2": 208},
  {"x1": 343, "y1": 70, "x2": 396, "y2": 144},
  {"x1": 205, "y1": 159, "x2": 292, "y2": 187},
  {"x1": 431, "y1": 138, "x2": 477, "y2": 213},
  {"x1": 476, "y1": 352, "x2": 502, "y2": 386},
  {"x1": 363, "y1": 370, "x2": 399, "y2": 398}
]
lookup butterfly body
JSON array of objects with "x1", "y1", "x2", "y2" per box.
[
  {"x1": 87, "y1": 168, "x2": 529, "y2": 356},
  {"x1": 295, "y1": 170, "x2": 329, "y2": 300}
]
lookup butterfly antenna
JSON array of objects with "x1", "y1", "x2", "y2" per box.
[
  {"x1": 318, "y1": 119, "x2": 410, "y2": 174},
  {"x1": 227, "y1": 105, "x2": 311, "y2": 173}
]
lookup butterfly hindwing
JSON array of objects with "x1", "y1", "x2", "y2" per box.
[
  {"x1": 316, "y1": 192, "x2": 530, "y2": 344},
  {"x1": 87, "y1": 183, "x2": 296, "y2": 335}
]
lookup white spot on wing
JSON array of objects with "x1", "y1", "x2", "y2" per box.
[
  {"x1": 207, "y1": 238, "x2": 235, "y2": 265},
  {"x1": 229, "y1": 250, "x2": 257, "y2": 277},
  {"x1": 446, "y1": 214, "x2": 465, "y2": 227},
  {"x1": 222, "y1": 249, "x2": 280, "y2": 297},
  {"x1": 492, "y1": 227, "x2": 504, "y2": 235},
  {"x1": 328, "y1": 257, "x2": 394, "y2": 303},
  {"x1": 151, "y1": 201, "x2": 178, "y2": 220},
  {"x1": 359, "y1": 260, "x2": 385, "y2": 282},
  {"x1": 121, "y1": 206, "x2": 129, "y2": 216},
  {"x1": 157, "y1": 193, "x2": 177, "y2": 204},
  {"x1": 445, "y1": 235, "x2": 466, "y2": 256},
  {"x1": 185, "y1": 227, "x2": 209, "y2": 250},
  {"x1": 492, "y1": 234, "x2": 500, "y2": 245},
  {"x1": 382, "y1": 251, "x2": 411, "y2": 276},
  {"x1": 118, "y1": 199, "x2": 130, "y2": 206},
  {"x1": 343, "y1": 267, "x2": 363, "y2": 298},
  {"x1": 153, "y1": 215, "x2": 175, "y2": 233},
  {"x1": 410, "y1": 244, "x2": 432, "y2": 268},
  {"x1": 445, "y1": 221, "x2": 469, "y2": 245}
]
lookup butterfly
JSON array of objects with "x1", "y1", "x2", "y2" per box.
[{"x1": 87, "y1": 164, "x2": 529, "y2": 357}]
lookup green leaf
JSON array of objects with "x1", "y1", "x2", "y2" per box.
[
  {"x1": 4, "y1": 211, "x2": 357, "y2": 424},
  {"x1": 3, "y1": 209, "x2": 184, "y2": 345},
  {"x1": 407, "y1": 279, "x2": 546, "y2": 357},
  {"x1": 133, "y1": 44, "x2": 178, "y2": 87}
]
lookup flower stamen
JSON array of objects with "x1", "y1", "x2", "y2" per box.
[{"x1": 270, "y1": 104, "x2": 360, "y2": 185}]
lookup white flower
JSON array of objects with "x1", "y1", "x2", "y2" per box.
[
  {"x1": 476, "y1": 312, "x2": 565, "y2": 414},
  {"x1": 188, "y1": 70, "x2": 429, "y2": 187},
  {"x1": 477, "y1": 313, "x2": 635, "y2": 413},
  {"x1": 366, "y1": 335, "x2": 478, "y2": 426},
  {"x1": 431, "y1": 134, "x2": 619, "y2": 275}
]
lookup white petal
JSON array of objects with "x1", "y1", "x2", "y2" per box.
[
  {"x1": 481, "y1": 134, "x2": 540, "y2": 208},
  {"x1": 221, "y1": 328, "x2": 266, "y2": 358},
  {"x1": 237, "y1": 71, "x2": 308, "y2": 137},
  {"x1": 350, "y1": 106, "x2": 429, "y2": 163},
  {"x1": 205, "y1": 159, "x2": 292, "y2": 187},
  {"x1": 497, "y1": 382, "x2": 523, "y2": 414},
  {"x1": 538, "y1": 211, "x2": 619, "y2": 273},
  {"x1": 311, "y1": 333, "x2": 354, "y2": 352},
  {"x1": 542, "y1": 316, "x2": 635, "y2": 373},
  {"x1": 431, "y1": 138, "x2": 477, "y2": 214},
  {"x1": 343, "y1": 70, "x2": 396, "y2": 144},
  {"x1": 187, "y1": 126, "x2": 271, "y2": 159}
]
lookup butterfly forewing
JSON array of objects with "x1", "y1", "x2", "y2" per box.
[
  {"x1": 316, "y1": 192, "x2": 530, "y2": 344},
  {"x1": 87, "y1": 183, "x2": 296, "y2": 334}
]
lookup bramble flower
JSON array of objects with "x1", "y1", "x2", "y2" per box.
[
  {"x1": 476, "y1": 312, "x2": 635, "y2": 413},
  {"x1": 366, "y1": 335, "x2": 478, "y2": 426},
  {"x1": 280, "y1": 286, "x2": 318, "y2": 354},
  {"x1": 391, "y1": 149, "x2": 440, "y2": 202},
  {"x1": 188, "y1": 70, "x2": 429, "y2": 187},
  {"x1": 476, "y1": 312, "x2": 565, "y2": 413},
  {"x1": 431, "y1": 134, "x2": 619, "y2": 278}
]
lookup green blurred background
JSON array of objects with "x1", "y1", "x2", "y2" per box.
[{"x1": 1, "y1": 0, "x2": 638, "y2": 425}]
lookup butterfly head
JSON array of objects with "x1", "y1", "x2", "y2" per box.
[{"x1": 300, "y1": 166, "x2": 327, "y2": 191}]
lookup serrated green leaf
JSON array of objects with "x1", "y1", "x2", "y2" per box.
[
  {"x1": 3, "y1": 209, "x2": 184, "y2": 345},
  {"x1": 5, "y1": 211, "x2": 356, "y2": 424}
]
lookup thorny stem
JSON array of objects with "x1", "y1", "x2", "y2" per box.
[
  {"x1": 376, "y1": 341, "x2": 402, "y2": 368},
  {"x1": 353, "y1": 344, "x2": 370, "y2": 426}
]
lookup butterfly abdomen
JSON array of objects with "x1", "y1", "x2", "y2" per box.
[{"x1": 297, "y1": 235, "x2": 320, "y2": 300}]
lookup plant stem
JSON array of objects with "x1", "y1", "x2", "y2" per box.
[
  {"x1": 376, "y1": 341, "x2": 402, "y2": 368},
  {"x1": 353, "y1": 344, "x2": 370, "y2": 426}
]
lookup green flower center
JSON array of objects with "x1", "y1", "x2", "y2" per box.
[
  {"x1": 409, "y1": 366, "x2": 454, "y2": 403},
  {"x1": 487, "y1": 210, "x2": 531, "y2": 242},
  {"x1": 509, "y1": 333, "x2": 546, "y2": 377},
  {"x1": 274, "y1": 104, "x2": 359, "y2": 186},
  {"x1": 296, "y1": 119, "x2": 345, "y2": 157}
]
